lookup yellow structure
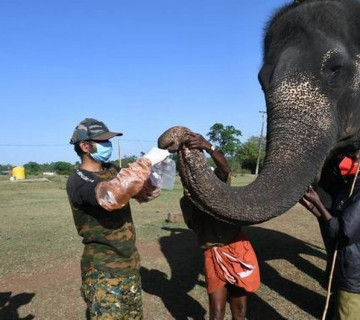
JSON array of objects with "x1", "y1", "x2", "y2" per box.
[{"x1": 12, "y1": 166, "x2": 26, "y2": 180}]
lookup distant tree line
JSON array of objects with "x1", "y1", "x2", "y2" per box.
[
  {"x1": 0, "y1": 161, "x2": 77, "y2": 176},
  {"x1": 206, "y1": 123, "x2": 266, "y2": 174},
  {"x1": 0, "y1": 123, "x2": 266, "y2": 176}
]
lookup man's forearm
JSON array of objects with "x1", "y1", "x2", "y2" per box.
[
  {"x1": 315, "y1": 201, "x2": 333, "y2": 222},
  {"x1": 95, "y1": 158, "x2": 152, "y2": 211}
]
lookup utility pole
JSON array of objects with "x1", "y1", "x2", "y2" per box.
[
  {"x1": 255, "y1": 111, "x2": 266, "y2": 175},
  {"x1": 118, "y1": 140, "x2": 122, "y2": 168}
]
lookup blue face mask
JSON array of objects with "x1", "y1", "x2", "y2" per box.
[{"x1": 90, "y1": 140, "x2": 113, "y2": 163}]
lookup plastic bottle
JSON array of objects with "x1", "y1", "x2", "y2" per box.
[{"x1": 150, "y1": 157, "x2": 176, "y2": 190}]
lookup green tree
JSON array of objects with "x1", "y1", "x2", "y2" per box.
[
  {"x1": 41, "y1": 162, "x2": 54, "y2": 172},
  {"x1": 207, "y1": 123, "x2": 242, "y2": 157},
  {"x1": 24, "y1": 161, "x2": 41, "y2": 175},
  {"x1": 53, "y1": 161, "x2": 74, "y2": 175},
  {"x1": 119, "y1": 155, "x2": 138, "y2": 168},
  {"x1": 0, "y1": 164, "x2": 12, "y2": 174},
  {"x1": 237, "y1": 136, "x2": 266, "y2": 174}
]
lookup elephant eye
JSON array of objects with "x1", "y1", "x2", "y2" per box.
[
  {"x1": 328, "y1": 65, "x2": 342, "y2": 85},
  {"x1": 330, "y1": 64, "x2": 342, "y2": 73},
  {"x1": 326, "y1": 63, "x2": 350, "y2": 88},
  {"x1": 323, "y1": 50, "x2": 351, "y2": 88}
]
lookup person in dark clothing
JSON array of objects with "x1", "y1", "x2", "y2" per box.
[{"x1": 301, "y1": 150, "x2": 360, "y2": 320}]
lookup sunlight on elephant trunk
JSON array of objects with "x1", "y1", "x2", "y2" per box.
[{"x1": 158, "y1": 75, "x2": 337, "y2": 225}]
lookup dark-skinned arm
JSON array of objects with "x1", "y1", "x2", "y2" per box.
[
  {"x1": 185, "y1": 133, "x2": 230, "y2": 179},
  {"x1": 300, "y1": 186, "x2": 332, "y2": 221},
  {"x1": 300, "y1": 186, "x2": 340, "y2": 239}
]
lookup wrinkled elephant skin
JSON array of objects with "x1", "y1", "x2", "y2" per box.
[{"x1": 158, "y1": 0, "x2": 360, "y2": 225}]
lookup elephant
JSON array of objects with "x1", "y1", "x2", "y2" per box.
[{"x1": 157, "y1": 0, "x2": 360, "y2": 226}]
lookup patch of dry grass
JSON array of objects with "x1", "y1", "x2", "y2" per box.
[{"x1": 0, "y1": 175, "x2": 328, "y2": 319}]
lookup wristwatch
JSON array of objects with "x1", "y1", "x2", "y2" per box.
[{"x1": 207, "y1": 145, "x2": 216, "y2": 154}]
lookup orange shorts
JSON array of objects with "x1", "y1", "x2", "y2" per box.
[{"x1": 204, "y1": 234, "x2": 260, "y2": 294}]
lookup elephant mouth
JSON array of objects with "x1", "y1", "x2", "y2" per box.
[{"x1": 161, "y1": 141, "x2": 178, "y2": 153}]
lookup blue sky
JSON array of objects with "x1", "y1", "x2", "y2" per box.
[{"x1": 0, "y1": 0, "x2": 288, "y2": 165}]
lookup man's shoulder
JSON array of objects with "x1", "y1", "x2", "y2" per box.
[
  {"x1": 66, "y1": 164, "x2": 119, "y2": 193},
  {"x1": 66, "y1": 169, "x2": 97, "y2": 195},
  {"x1": 68, "y1": 169, "x2": 96, "y2": 183}
]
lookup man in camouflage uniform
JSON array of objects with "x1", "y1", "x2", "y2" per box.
[{"x1": 66, "y1": 118, "x2": 169, "y2": 319}]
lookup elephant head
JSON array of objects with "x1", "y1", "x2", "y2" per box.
[{"x1": 158, "y1": 0, "x2": 360, "y2": 225}]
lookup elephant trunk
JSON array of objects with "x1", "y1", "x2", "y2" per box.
[{"x1": 159, "y1": 74, "x2": 337, "y2": 225}]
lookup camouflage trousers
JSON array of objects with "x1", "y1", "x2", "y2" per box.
[{"x1": 81, "y1": 268, "x2": 143, "y2": 320}]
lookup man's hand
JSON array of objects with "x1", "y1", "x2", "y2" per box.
[
  {"x1": 300, "y1": 186, "x2": 330, "y2": 220},
  {"x1": 133, "y1": 178, "x2": 161, "y2": 203},
  {"x1": 299, "y1": 197, "x2": 322, "y2": 218},
  {"x1": 186, "y1": 133, "x2": 213, "y2": 153},
  {"x1": 302, "y1": 186, "x2": 322, "y2": 205}
]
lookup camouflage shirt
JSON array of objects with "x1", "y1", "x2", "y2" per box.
[{"x1": 66, "y1": 164, "x2": 140, "y2": 277}]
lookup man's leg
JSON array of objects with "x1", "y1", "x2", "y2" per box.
[
  {"x1": 228, "y1": 285, "x2": 247, "y2": 320},
  {"x1": 335, "y1": 290, "x2": 360, "y2": 320},
  {"x1": 209, "y1": 285, "x2": 227, "y2": 320},
  {"x1": 82, "y1": 268, "x2": 143, "y2": 320}
]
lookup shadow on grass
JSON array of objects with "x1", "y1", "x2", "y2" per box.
[
  {"x1": 141, "y1": 227, "x2": 206, "y2": 320},
  {"x1": 246, "y1": 226, "x2": 328, "y2": 320},
  {"x1": 142, "y1": 225, "x2": 329, "y2": 320},
  {"x1": 0, "y1": 292, "x2": 35, "y2": 320}
]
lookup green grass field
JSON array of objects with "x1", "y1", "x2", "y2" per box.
[{"x1": 0, "y1": 175, "x2": 328, "y2": 319}]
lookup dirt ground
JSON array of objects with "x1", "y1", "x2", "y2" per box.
[{"x1": 0, "y1": 177, "x2": 329, "y2": 320}]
